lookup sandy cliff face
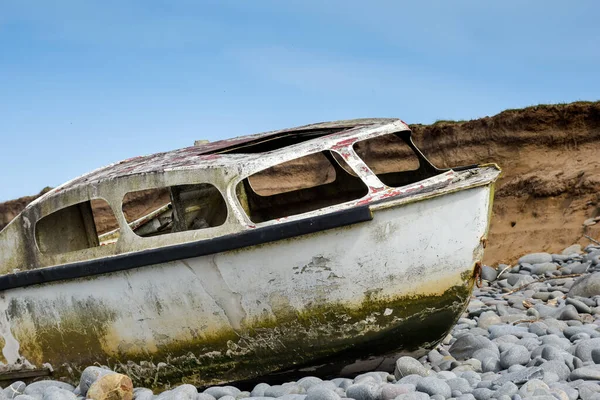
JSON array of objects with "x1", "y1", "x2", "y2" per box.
[
  {"x1": 1, "y1": 102, "x2": 599, "y2": 264},
  {"x1": 411, "y1": 101, "x2": 600, "y2": 264}
]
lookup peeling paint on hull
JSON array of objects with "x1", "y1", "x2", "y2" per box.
[{"x1": 0, "y1": 185, "x2": 492, "y2": 390}]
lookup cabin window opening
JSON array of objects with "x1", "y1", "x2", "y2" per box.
[
  {"x1": 353, "y1": 133, "x2": 424, "y2": 187},
  {"x1": 35, "y1": 198, "x2": 118, "y2": 255},
  {"x1": 237, "y1": 151, "x2": 368, "y2": 223},
  {"x1": 122, "y1": 184, "x2": 227, "y2": 237}
]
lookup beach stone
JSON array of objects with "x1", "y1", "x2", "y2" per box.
[
  {"x1": 305, "y1": 388, "x2": 340, "y2": 400},
  {"x1": 87, "y1": 373, "x2": 133, "y2": 400},
  {"x1": 395, "y1": 357, "x2": 430, "y2": 378},
  {"x1": 517, "y1": 380, "x2": 549, "y2": 398},
  {"x1": 570, "y1": 262, "x2": 591, "y2": 274},
  {"x1": 577, "y1": 382, "x2": 600, "y2": 400},
  {"x1": 449, "y1": 334, "x2": 497, "y2": 360},
  {"x1": 133, "y1": 388, "x2": 154, "y2": 400},
  {"x1": 345, "y1": 383, "x2": 378, "y2": 400},
  {"x1": 25, "y1": 382, "x2": 75, "y2": 399},
  {"x1": 298, "y1": 378, "x2": 323, "y2": 390},
  {"x1": 456, "y1": 395, "x2": 475, "y2": 400},
  {"x1": 574, "y1": 338, "x2": 600, "y2": 362},
  {"x1": 13, "y1": 396, "x2": 36, "y2": 400},
  {"x1": 394, "y1": 393, "x2": 430, "y2": 400},
  {"x1": 481, "y1": 266, "x2": 497, "y2": 282},
  {"x1": 470, "y1": 388, "x2": 493, "y2": 400},
  {"x1": 460, "y1": 371, "x2": 481, "y2": 387},
  {"x1": 493, "y1": 366, "x2": 543, "y2": 385},
  {"x1": 540, "y1": 334, "x2": 571, "y2": 350},
  {"x1": 446, "y1": 378, "x2": 471, "y2": 394},
  {"x1": 488, "y1": 325, "x2": 529, "y2": 339},
  {"x1": 416, "y1": 378, "x2": 450, "y2": 398},
  {"x1": 79, "y1": 367, "x2": 118, "y2": 396},
  {"x1": 399, "y1": 375, "x2": 425, "y2": 386},
  {"x1": 378, "y1": 384, "x2": 415, "y2": 400},
  {"x1": 549, "y1": 384, "x2": 578, "y2": 400},
  {"x1": 531, "y1": 263, "x2": 559, "y2": 275},
  {"x1": 477, "y1": 312, "x2": 501, "y2": 329},
  {"x1": 205, "y1": 388, "x2": 241, "y2": 399},
  {"x1": 557, "y1": 305, "x2": 579, "y2": 321},
  {"x1": 520, "y1": 253, "x2": 553, "y2": 265},
  {"x1": 568, "y1": 273, "x2": 600, "y2": 298},
  {"x1": 590, "y1": 348, "x2": 600, "y2": 363},
  {"x1": 500, "y1": 345, "x2": 530, "y2": 368},
  {"x1": 4, "y1": 383, "x2": 26, "y2": 400},
  {"x1": 494, "y1": 382, "x2": 518, "y2": 398},
  {"x1": 570, "y1": 365, "x2": 600, "y2": 380},
  {"x1": 562, "y1": 245, "x2": 582, "y2": 255},
  {"x1": 331, "y1": 378, "x2": 352, "y2": 389},
  {"x1": 41, "y1": 388, "x2": 76, "y2": 400},
  {"x1": 250, "y1": 384, "x2": 270, "y2": 397}
]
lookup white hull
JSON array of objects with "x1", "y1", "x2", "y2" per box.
[{"x1": 0, "y1": 185, "x2": 492, "y2": 388}]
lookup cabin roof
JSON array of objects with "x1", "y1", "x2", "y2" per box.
[{"x1": 46, "y1": 118, "x2": 408, "y2": 196}]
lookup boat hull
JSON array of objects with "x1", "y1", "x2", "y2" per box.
[{"x1": 0, "y1": 184, "x2": 492, "y2": 389}]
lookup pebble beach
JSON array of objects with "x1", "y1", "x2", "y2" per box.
[{"x1": 3, "y1": 243, "x2": 600, "y2": 400}]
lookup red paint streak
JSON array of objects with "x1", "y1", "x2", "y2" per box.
[
  {"x1": 331, "y1": 137, "x2": 358, "y2": 149},
  {"x1": 357, "y1": 197, "x2": 374, "y2": 206}
]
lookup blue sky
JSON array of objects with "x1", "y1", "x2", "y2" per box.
[{"x1": 1, "y1": 1, "x2": 599, "y2": 201}]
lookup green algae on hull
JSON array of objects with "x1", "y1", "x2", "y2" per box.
[{"x1": 7, "y1": 277, "x2": 474, "y2": 391}]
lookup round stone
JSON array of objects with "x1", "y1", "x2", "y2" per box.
[
  {"x1": 416, "y1": 377, "x2": 451, "y2": 398},
  {"x1": 395, "y1": 357, "x2": 430, "y2": 378}
]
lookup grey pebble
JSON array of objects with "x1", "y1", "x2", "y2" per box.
[
  {"x1": 133, "y1": 388, "x2": 155, "y2": 400},
  {"x1": 477, "y1": 312, "x2": 501, "y2": 329},
  {"x1": 519, "y1": 253, "x2": 553, "y2": 265},
  {"x1": 449, "y1": 335, "x2": 498, "y2": 360},
  {"x1": 41, "y1": 388, "x2": 76, "y2": 400},
  {"x1": 471, "y1": 388, "x2": 494, "y2": 400},
  {"x1": 395, "y1": 357, "x2": 430, "y2": 378},
  {"x1": 4, "y1": 382, "x2": 26, "y2": 400},
  {"x1": 494, "y1": 382, "x2": 518, "y2": 398},
  {"x1": 298, "y1": 377, "x2": 323, "y2": 390},
  {"x1": 331, "y1": 379, "x2": 353, "y2": 390},
  {"x1": 305, "y1": 388, "x2": 339, "y2": 400},
  {"x1": 488, "y1": 325, "x2": 529, "y2": 339},
  {"x1": 394, "y1": 393, "x2": 430, "y2": 400},
  {"x1": 517, "y1": 379, "x2": 550, "y2": 398},
  {"x1": 574, "y1": 337, "x2": 600, "y2": 362},
  {"x1": 13, "y1": 396, "x2": 37, "y2": 400},
  {"x1": 378, "y1": 384, "x2": 415, "y2": 400},
  {"x1": 25, "y1": 382, "x2": 75, "y2": 400},
  {"x1": 569, "y1": 365, "x2": 600, "y2": 380},
  {"x1": 345, "y1": 383, "x2": 378, "y2": 400},
  {"x1": 446, "y1": 378, "x2": 471, "y2": 394},
  {"x1": 568, "y1": 272, "x2": 600, "y2": 298},
  {"x1": 205, "y1": 387, "x2": 240, "y2": 399},
  {"x1": 415, "y1": 377, "x2": 451, "y2": 398},
  {"x1": 499, "y1": 345, "x2": 530, "y2": 368},
  {"x1": 481, "y1": 266, "x2": 497, "y2": 282},
  {"x1": 557, "y1": 305, "x2": 580, "y2": 321},
  {"x1": 197, "y1": 394, "x2": 217, "y2": 400},
  {"x1": 250, "y1": 384, "x2": 270, "y2": 397}
]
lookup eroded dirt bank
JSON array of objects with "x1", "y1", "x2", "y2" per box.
[
  {"x1": 410, "y1": 101, "x2": 600, "y2": 264},
  {"x1": 1, "y1": 102, "x2": 599, "y2": 264}
]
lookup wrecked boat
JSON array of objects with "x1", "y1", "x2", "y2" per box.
[{"x1": 0, "y1": 118, "x2": 500, "y2": 389}]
